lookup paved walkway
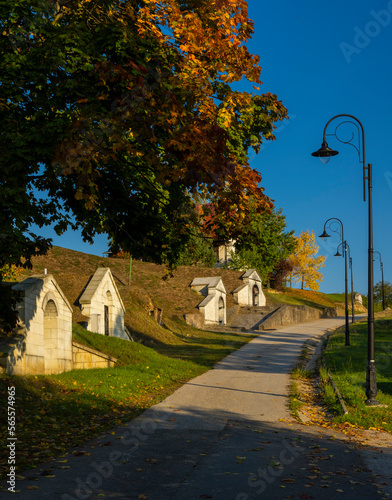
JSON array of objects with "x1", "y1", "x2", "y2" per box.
[{"x1": 2, "y1": 317, "x2": 391, "y2": 499}]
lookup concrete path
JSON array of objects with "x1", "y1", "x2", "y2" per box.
[{"x1": 2, "y1": 317, "x2": 391, "y2": 499}]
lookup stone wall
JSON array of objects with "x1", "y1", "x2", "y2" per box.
[
  {"x1": 72, "y1": 342, "x2": 117, "y2": 370},
  {"x1": 259, "y1": 304, "x2": 348, "y2": 330},
  {"x1": 322, "y1": 306, "x2": 346, "y2": 318},
  {"x1": 184, "y1": 312, "x2": 205, "y2": 329},
  {"x1": 259, "y1": 304, "x2": 322, "y2": 330},
  {"x1": 0, "y1": 331, "x2": 26, "y2": 375},
  {"x1": 79, "y1": 268, "x2": 126, "y2": 339}
]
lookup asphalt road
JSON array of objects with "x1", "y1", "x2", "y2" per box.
[{"x1": 2, "y1": 317, "x2": 391, "y2": 499}]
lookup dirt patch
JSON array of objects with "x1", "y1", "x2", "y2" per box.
[{"x1": 294, "y1": 376, "x2": 336, "y2": 425}]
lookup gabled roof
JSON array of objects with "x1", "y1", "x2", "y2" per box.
[
  {"x1": 241, "y1": 269, "x2": 262, "y2": 282},
  {"x1": 198, "y1": 295, "x2": 215, "y2": 309},
  {"x1": 232, "y1": 282, "x2": 248, "y2": 294},
  {"x1": 13, "y1": 274, "x2": 73, "y2": 313},
  {"x1": 79, "y1": 268, "x2": 125, "y2": 312},
  {"x1": 191, "y1": 277, "x2": 222, "y2": 289},
  {"x1": 190, "y1": 277, "x2": 226, "y2": 294}
]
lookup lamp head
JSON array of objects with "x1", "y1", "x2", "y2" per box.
[
  {"x1": 334, "y1": 249, "x2": 342, "y2": 257},
  {"x1": 319, "y1": 230, "x2": 330, "y2": 239},
  {"x1": 311, "y1": 140, "x2": 339, "y2": 164}
]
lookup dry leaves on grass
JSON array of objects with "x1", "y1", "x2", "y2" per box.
[{"x1": 293, "y1": 375, "x2": 392, "y2": 448}]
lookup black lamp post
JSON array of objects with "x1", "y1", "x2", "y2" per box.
[
  {"x1": 320, "y1": 218, "x2": 349, "y2": 345},
  {"x1": 374, "y1": 251, "x2": 385, "y2": 311},
  {"x1": 349, "y1": 253, "x2": 355, "y2": 324},
  {"x1": 336, "y1": 241, "x2": 355, "y2": 323},
  {"x1": 312, "y1": 114, "x2": 378, "y2": 406}
]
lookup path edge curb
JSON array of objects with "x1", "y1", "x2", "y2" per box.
[{"x1": 294, "y1": 325, "x2": 349, "y2": 422}]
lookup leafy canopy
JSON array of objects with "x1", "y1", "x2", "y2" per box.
[
  {"x1": 1, "y1": 0, "x2": 287, "y2": 326},
  {"x1": 1, "y1": 0, "x2": 287, "y2": 269},
  {"x1": 374, "y1": 281, "x2": 392, "y2": 309},
  {"x1": 225, "y1": 206, "x2": 296, "y2": 284}
]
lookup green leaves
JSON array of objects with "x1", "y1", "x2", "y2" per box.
[
  {"x1": 1, "y1": 0, "x2": 287, "y2": 327},
  {"x1": 226, "y1": 206, "x2": 296, "y2": 284}
]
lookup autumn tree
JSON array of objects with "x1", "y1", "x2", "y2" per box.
[
  {"x1": 0, "y1": 266, "x2": 22, "y2": 331},
  {"x1": 225, "y1": 206, "x2": 296, "y2": 284},
  {"x1": 289, "y1": 230, "x2": 326, "y2": 291},
  {"x1": 1, "y1": 0, "x2": 288, "y2": 327},
  {"x1": 1, "y1": 0, "x2": 287, "y2": 265}
]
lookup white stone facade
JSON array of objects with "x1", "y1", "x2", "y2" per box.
[
  {"x1": 232, "y1": 269, "x2": 266, "y2": 307},
  {"x1": 9, "y1": 274, "x2": 73, "y2": 375},
  {"x1": 79, "y1": 268, "x2": 126, "y2": 339},
  {"x1": 214, "y1": 239, "x2": 236, "y2": 267},
  {"x1": 191, "y1": 277, "x2": 227, "y2": 325}
]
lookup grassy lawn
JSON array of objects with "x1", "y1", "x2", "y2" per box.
[
  {"x1": 266, "y1": 288, "x2": 338, "y2": 310},
  {"x1": 321, "y1": 311, "x2": 392, "y2": 432},
  {"x1": 265, "y1": 289, "x2": 366, "y2": 315},
  {"x1": 325, "y1": 293, "x2": 346, "y2": 302},
  {"x1": 0, "y1": 327, "x2": 253, "y2": 478}
]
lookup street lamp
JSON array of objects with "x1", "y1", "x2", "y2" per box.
[
  {"x1": 374, "y1": 251, "x2": 385, "y2": 311},
  {"x1": 312, "y1": 114, "x2": 378, "y2": 406},
  {"x1": 319, "y1": 218, "x2": 349, "y2": 345},
  {"x1": 336, "y1": 241, "x2": 355, "y2": 323}
]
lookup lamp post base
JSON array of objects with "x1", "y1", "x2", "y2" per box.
[{"x1": 365, "y1": 360, "x2": 379, "y2": 406}]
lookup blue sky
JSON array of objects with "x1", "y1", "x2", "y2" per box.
[
  {"x1": 34, "y1": 0, "x2": 392, "y2": 295},
  {"x1": 241, "y1": 0, "x2": 392, "y2": 294}
]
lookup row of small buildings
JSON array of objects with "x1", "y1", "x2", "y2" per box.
[
  {"x1": 189, "y1": 269, "x2": 265, "y2": 326},
  {"x1": 1, "y1": 267, "x2": 265, "y2": 376}
]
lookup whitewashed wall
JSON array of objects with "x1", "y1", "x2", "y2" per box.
[
  {"x1": 9, "y1": 275, "x2": 73, "y2": 375},
  {"x1": 80, "y1": 268, "x2": 127, "y2": 340},
  {"x1": 233, "y1": 270, "x2": 266, "y2": 307},
  {"x1": 191, "y1": 277, "x2": 227, "y2": 325}
]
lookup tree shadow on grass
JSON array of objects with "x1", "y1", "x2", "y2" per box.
[{"x1": 376, "y1": 381, "x2": 392, "y2": 396}]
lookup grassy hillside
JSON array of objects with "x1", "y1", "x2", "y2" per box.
[
  {"x1": 266, "y1": 289, "x2": 367, "y2": 314},
  {"x1": 266, "y1": 289, "x2": 337, "y2": 310},
  {"x1": 15, "y1": 246, "x2": 361, "y2": 345},
  {"x1": 2, "y1": 247, "x2": 260, "y2": 476},
  {"x1": 16, "y1": 246, "x2": 247, "y2": 345}
]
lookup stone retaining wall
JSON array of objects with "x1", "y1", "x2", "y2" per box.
[
  {"x1": 259, "y1": 305, "x2": 322, "y2": 330},
  {"x1": 184, "y1": 312, "x2": 205, "y2": 329},
  {"x1": 72, "y1": 342, "x2": 117, "y2": 370},
  {"x1": 322, "y1": 306, "x2": 345, "y2": 318},
  {"x1": 259, "y1": 304, "x2": 347, "y2": 330}
]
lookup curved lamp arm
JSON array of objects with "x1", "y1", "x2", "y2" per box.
[
  {"x1": 373, "y1": 250, "x2": 382, "y2": 267},
  {"x1": 320, "y1": 217, "x2": 344, "y2": 255},
  {"x1": 312, "y1": 114, "x2": 368, "y2": 201}
]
